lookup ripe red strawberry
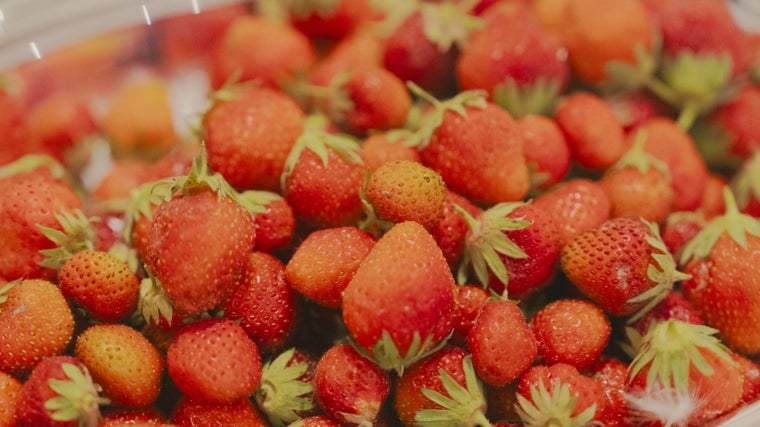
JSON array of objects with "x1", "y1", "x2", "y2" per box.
[
  {"x1": 362, "y1": 159, "x2": 446, "y2": 231},
  {"x1": 410, "y1": 89, "x2": 530, "y2": 204},
  {"x1": 221, "y1": 251, "x2": 301, "y2": 355},
  {"x1": 0, "y1": 279, "x2": 75, "y2": 375},
  {"x1": 628, "y1": 290, "x2": 704, "y2": 342},
  {"x1": 731, "y1": 352, "x2": 760, "y2": 406},
  {"x1": 16, "y1": 355, "x2": 108, "y2": 427},
  {"x1": 171, "y1": 397, "x2": 268, "y2": 427},
  {"x1": 697, "y1": 83, "x2": 760, "y2": 163},
  {"x1": 467, "y1": 300, "x2": 538, "y2": 387},
  {"x1": 203, "y1": 85, "x2": 306, "y2": 192},
  {"x1": 313, "y1": 343, "x2": 391, "y2": 426},
  {"x1": 458, "y1": 202, "x2": 561, "y2": 299},
  {"x1": 25, "y1": 90, "x2": 96, "y2": 163},
  {"x1": 0, "y1": 89, "x2": 31, "y2": 166},
  {"x1": 285, "y1": 226, "x2": 376, "y2": 308},
  {"x1": 291, "y1": 416, "x2": 343, "y2": 427},
  {"x1": 589, "y1": 357, "x2": 630, "y2": 427},
  {"x1": 0, "y1": 370, "x2": 21, "y2": 427},
  {"x1": 75, "y1": 324, "x2": 163, "y2": 409},
  {"x1": 532, "y1": 178, "x2": 611, "y2": 248},
  {"x1": 626, "y1": 320, "x2": 743, "y2": 426},
  {"x1": 167, "y1": 318, "x2": 262, "y2": 404},
  {"x1": 560, "y1": 218, "x2": 690, "y2": 319},
  {"x1": 98, "y1": 407, "x2": 170, "y2": 427},
  {"x1": 210, "y1": 14, "x2": 317, "y2": 89},
  {"x1": 660, "y1": 211, "x2": 707, "y2": 260},
  {"x1": 253, "y1": 347, "x2": 319, "y2": 426},
  {"x1": 360, "y1": 132, "x2": 422, "y2": 171},
  {"x1": 429, "y1": 189, "x2": 482, "y2": 270},
  {"x1": 307, "y1": 28, "x2": 384, "y2": 88},
  {"x1": 516, "y1": 114, "x2": 571, "y2": 191},
  {"x1": 680, "y1": 188, "x2": 760, "y2": 354},
  {"x1": 240, "y1": 190, "x2": 296, "y2": 253},
  {"x1": 554, "y1": 91, "x2": 626, "y2": 170},
  {"x1": 58, "y1": 249, "x2": 140, "y2": 322},
  {"x1": 394, "y1": 346, "x2": 490, "y2": 427},
  {"x1": 515, "y1": 363, "x2": 605, "y2": 426},
  {"x1": 342, "y1": 221, "x2": 455, "y2": 373},
  {"x1": 531, "y1": 299, "x2": 611, "y2": 370},
  {"x1": 450, "y1": 284, "x2": 489, "y2": 347},
  {"x1": 700, "y1": 172, "x2": 728, "y2": 218},
  {"x1": 286, "y1": 0, "x2": 377, "y2": 40}
]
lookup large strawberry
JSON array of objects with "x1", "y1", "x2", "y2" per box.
[
  {"x1": 171, "y1": 397, "x2": 269, "y2": 427},
  {"x1": 341, "y1": 221, "x2": 455, "y2": 374},
  {"x1": 680, "y1": 187, "x2": 760, "y2": 355},
  {"x1": 0, "y1": 370, "x2": 21, "y2": 427}
]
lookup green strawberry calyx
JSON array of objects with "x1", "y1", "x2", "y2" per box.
[
  {"x1": 455, "y1": 202, "x2": 531, "y2": 295},
  {"x1": 254, "y1": 348, "x2": 315, "y2": 427},
  {"x1": 491, "y1": 77, "x2": 561, "y2": 119},
  {"x1": 420, "y1": 0, "x2": 483, "y2": 52},
  {"x1": 627, "y1": 319, "x2": 735, "y2": 394},
  {"x1": 680, "y1": 186, "x2": 760, "y2": 265},
  {"x1": 389, "y1": 82, "x2": 487, "y2": 150},
  {"x1": 625, "y1": 220, "x2": 691, "y2": 323},
  {"x1": 138, "y1": 274, "x2": 176, "y2": 328},
  {"x1": 415, "y1": 355, "x2": 492, "y2": 427},
  {"x1": 353, "y1": 330, "x2": 450, "y2": 376},
  {"x1": 515, "y1": 381, "x2": 596, "y2": 427},
  {"x1": 44, "y1": 362, "x2": 109, "y2": 426},
  {"x1": 0, "y1": 153, "x2": 69, "y2": 182},
  {"x1": 607, "y1": 130, "x2": 670, "y2": 179},
  {"x1": 358, "y1": 170, "x2": 397, "y2": 237},
  {"x1": 731, "y1": 149, "x2": 760, "y2": 211},
  {"x1": 37, "y1": 210, "x2": 100, "y2": 270}
]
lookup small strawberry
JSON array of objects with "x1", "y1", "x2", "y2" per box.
[
  {"x1": 589, "y1": 357, "x2": 630, "y2": 427},
  {"x1": 25, "y1": 90, "x2": 97, "y2": 163},
  {"x1": 450, "y1": 284, "x2": 489, "y2": 347},
  {"x1": 342, "y1": 221, "x2": 455, "y2": 374},
  {"x1": 0, "y1": 370, "x2": 21, "y2": 427},
  {"x1": 167, "y1": 318, "x2": 262, "y2": 404},
  {"x1": 58, "y1": 249, "x2": 140, "y2": 322},
  {"x1": 313, "y1": 343, "x2": 391, "y2": 426},
  {"x1": 429, "y1": 189, "x2": 482, "y2": 270},
  {"x1": 660, "y1": 211, "x2": 707, "y2": 260},
  {"x1": 560, "y1": 218, "x2": 690, "y2": 320},
  {"x1": 360, "y1": 132, "x2": 422, "y2": 171},
  {"x1": 16, "y1": 356, "x2": 108, "y2": 427},
  {"x1": 75, "y1": 324, "x2": 164, "y2": 408},
  {"x1": 516, "y1": 114, "x2": 571, "y2": 192},
  {"x1": 284, "y1": 0, "x2": 377, "y2": 40},
  {"x1": 221, "y1": 251, "x2": 301, "y2": 355},
  {"x1": 466, "y1": 300, "x2": 538, "y2": 387},
  {"x1": 90, "y1": 158, "x2": 153, "y2": 203},
  {"x1": 694, "y1": 84, "x2": 760, "y2": 164},
  {"x1": 285, "y1": 226, "x2": 376, "y2": 308},
  {"x1": 254, "y1": 348, "x2": 318, "y2": 427},
  {"x1": 0, "y1": 279, "x2": 75, "y2": 375},
  {"x1": 244, "y1": 190, "x2": 296, "y2": 253},
  {"x1": 361, "y1": 159, "x2": 446, "y2": 232},
  {"x1": 699, "y1": 172, "x2": 728, "y2": 219},
  {"x1": 531, "y1": 299, "x2": 611, "y2": 370},
  {"x1": 306, "y1": 29, "x2": 385, "y2": 88},
  {"x1": 170, "y1": 397, "x2": 269, "y2": 427}
]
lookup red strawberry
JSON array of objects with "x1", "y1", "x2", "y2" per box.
[
  {"x1": 0, "y1": 89, "x2": 31, "y2": 166},
  {"x1": 697, "y1": 84, "x2": 760, "y2": 164},
  {"x1": 285, "y1": 226, "x2": 376, "y2": 308},
  {"x1": 25, "y1": 90, "x2": 96, "y2": 163},
  {"x1": 16, "y1": 355, "x2": 108, "y2": 427},
  {"x1": 75, "y1": 324, "x2": 164, "y2": 408},
  {"x1": 680, "y1": 188, "x2": 760, "y2": 354},
  {"x1": 247, "y1": 191, "x2": 296, "y2": 253},
  {"x1": 700, "y1": 172, "x2": 728, "y2": 219},
  {"x1": 660, "y1": 211, "x2": 707, "y2": 260},
  {"x1": 171, "y1": 397, "x2": 268, "y2": 427},
  {"x1": 98, "y1": 407, "x2": 169, "y2": 427},
  {"x1": 516, "y1": 114, "x2": 571, "y2": 191},
  {"x1": 731, "y1": 352, "x2": 760, "y2": 406},
  {"x1": 450, "y1": 284, "x2": 490, "y2": 347},
  {"x1": 531, "y1": 299, "x2": 611, "y2": 370},
  {"x1": 429, "y1": 189, "x2": 482, "y2": 270},
  {"x1": 0, "y1": 370, "x2": 21, "y2": 427},
  {"x1": 732, "y1": 149, "x2": 760, "y2": 218},
  {"x1": 628, "y1": 290, "x2": 704, "y2": 340},
  {"x1": 467, "y1": 300, "x2": 538, "y2": 387},
  {"x1": 361, "y1": 159, "x2": 446, "y2": 231},
  {"x1": 313, "y1": 344, "x2": 391, "y2": 426},
  {"x1": 342, "y1": 221, "x2": 455, "y2": 373},
  {"x1": 91, "y1": 158, "x2": 153, "y2": 203},
  {"x1": 307, "y1": 29, "x2": 384, "y2": 88},
  {"x1": 589, "y1": 357, "x2": 630, "y2": 427},
  {"x1": 290, "y1": 416, "x2": 343, "y2": 427},
  {"x1": 203, "y1": 85, "x2": 306, "y2": 192},
  {"x1": 166, "y1": 318, "x2": 262, "y2": 404},
  {"x1": 253, "y1": 347, "x2": 319, "y2": 426},
  {"x1": 58, "y1": 249, "x2": 140, "y2": 322},
  {"x1": 560, "y1": 218, "x2": 690, "y2": 319},
  {"x1": 286, "y1": 0, "x2": 377, "y2": 40},
  {"x1": 221, "y1": 251, "x2": 301, "y2": 355},
  {"x1": 0, "y1": 279, "x2": 75, "y2": 375},
  {"x1": 360, "y1": 132, "x2": 422, "y2": 171}
]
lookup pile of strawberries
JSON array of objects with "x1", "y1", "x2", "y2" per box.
[{"x1": 2, "y1": 0, "x2": 760, "y2": 426}]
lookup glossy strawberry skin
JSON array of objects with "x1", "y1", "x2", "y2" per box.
[
  {"x1": 429, "y1": 190, "x2": 483, "y2": 269},
  {"x1": 0, "y1": 370, "x2": 21, "y2": 427},
  {"x1": 451, "y1": 284, "x2": 490, "y2": 347},
  {"x1": 517, "y1": 363, "x2": 605, "y2": 420},
  {"x1": 171, "y1": 397, "x2": 269, "y2": 427}
]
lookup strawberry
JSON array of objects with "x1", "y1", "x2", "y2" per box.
[
  {"x1": 312, "y1": 343, "x2": 391, "y2": 426},
  {"x1": 360, "y1": 132, "x2": 422, "y2": 171},
  {"x1": 695, "y1": 84, "x2": 760, "y2": 164},
  {"x1": 285, "y1": 226, "x2": 376, "y2": 308},
  {"x1": 732, "y1": 352, "x2": 760, "y2": 406},
  {"x1": 291, "y1": 416, "x2": 343, "y2": 427},
  {"x1": 170, "y1": 397, "x2": 269, "y2": 427},
  {"x1": 554, "y1": 91, "x2": 626, "y2": 170},
  {"x1": 0, "y1": 370, "x2": 21, "y2": 427},
  {"x1": 626, "y1": 320, "x2": 743, "y2": 426},
  {"x1": 91, "y1": 158, "x2": 153, "y2": 203},
  {"x1": 466, "y1": 300, "x2": 538, "y2": 387},
  {"x1": 458, "y1": 202, "x2": 561, "y2": 299},
  {"x1": 407, "y1": 88, "x2": 530, "y2": 205},
  {"x1": 458, "y1": 2, "x2": 569, "y2": 118},
  {"x1": 361, "y1": 159, "x2": 446, "y2": 231},
  {"x1": 394, "y1": 346, "x2": 490, "y2": 427},
  {"x1": 285, "y1": 0, "x2": 377, "y2": 40},
  {"x1": 516, "y1": 114, "x2": 571, "y2": 192},
  {"x1": 589, "y1": 357, "x2": 630, "y2": 427},
  {"x1": 605, "y1": 91, "x2": 672, "y2": 133},
  {"x1": 75, "y1": 324, "x2": 164, "y2": 408},
  {"x1": 732, "y1": 149, "x2": 760, "y2": 218},
  {"x1": 203, "y1": 84, "x2": 306, "y2": 192},
  {"x1": 16, "y1": 355, "x2": 108, "y2": 427},
  {"x1": 0, "y1": 89, "x2": 31, "y2": 166},
  {"x1": 98, "y1": 407, "x2": 171, "y2": 427},
  {"x1": 598, "y1": 130, "x2": 674, "y2": 223},
  {"x1": 660, "y1": 211, "x2": 707, "y2": 260},
  {"x1": 342, "y1": 221, "x2": 455, "y2": 373},
  {"x1": 221, "y1": 251, "x2": 301, "y2": 355},
  {"x1": 306, "y1": 28, "x2": 385, "y2": 88},
  {"x1": 628, "y1": 290, "x2": 704, "y2": 342},
  {"x1": 254, "y1": 347, "x2": 319, "y2": 426},
  {"x1": 532, "y1": 178, "x2": 610, "y2": 248},
  {"x1": 0, "y1": 279, "x2": 75, "y2": 375},
  {"x1": 450, "y1": 284, "x2": 489, "y2": 347},
  {"x1": 166, "y1": 318, "x2": 262, "y2": 404},
  {"x1": 25, "y1": 90, "x2": 96, "y2": 163},
  {"x1": 210, "y1": 14, "x2": 317, "y2": 89},
  {"x1": 531, "y1": 299, "x2": 611, "y2": 370},
  {"x1": 515, "y1": 363, "x2": 605, "y2": 426},
  {"x1": 429, "y1": 189, "x2": 482, "y2": 270},
  {"x1": 58, "y1": 249, "x2": 140, "y2": 322},
  {"x1": 680, "y1": 188, "x2": 760, "y2": 354},
  {"x1": 560, "y1": 218, "x2": 690, "y2": 319},
  {"x1": 242, "y1": 190, "x2": 296, "y2": 253},
  {"x1": 700, "y1": 172, "x2": 729, "y2": 219}
]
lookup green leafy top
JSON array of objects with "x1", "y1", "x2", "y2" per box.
[
  {"x1": 679, "y1": 187, "x2": 760, "y2": 265},
  {"x1": 415, "y1": 355, "x2": 492, "y2": 427},
  {"x1": 138, "y1": 274, "x2": 176, "y2": 327},
  {"x1": 0, "y1": 154, "x2": 69, "y2": 182},
  {"x1": 627, "y1": 319, "x2": 735, "y2": 393},
  {"x1": 352, "y1": 330, "x2": 450, "y2": 376},
  {"x1": 515, "y1": 381, "x2": 596, "y2": 427},
  {"x1": 37, "y1": 210, "x2": 100, "y2": 270},
  {"x1": 731, "y1": 149, "x2": 760, "y2": 211},
  {"x1": 420, "y1": 0, "x2": 483, "y2": 52},
  {"x1": 45, "y1": 362, "x2": 109, "y2": 426},
  {"x1": 491, "y1": 77, "x2": 561, "y2": 119},
  {"x1": 606, "y1": 130, "x2": 669, "y2": 178},
  {"x1": 254, "y1": 348, "x2": 315, "y2": 427},
  {"x1": 455, "y1": 202, "x2": 531, "y2": 294}
]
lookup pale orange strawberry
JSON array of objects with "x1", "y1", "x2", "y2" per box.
[{"x1": 360, "y1": 132, "x2": 421, "y2": 171}]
